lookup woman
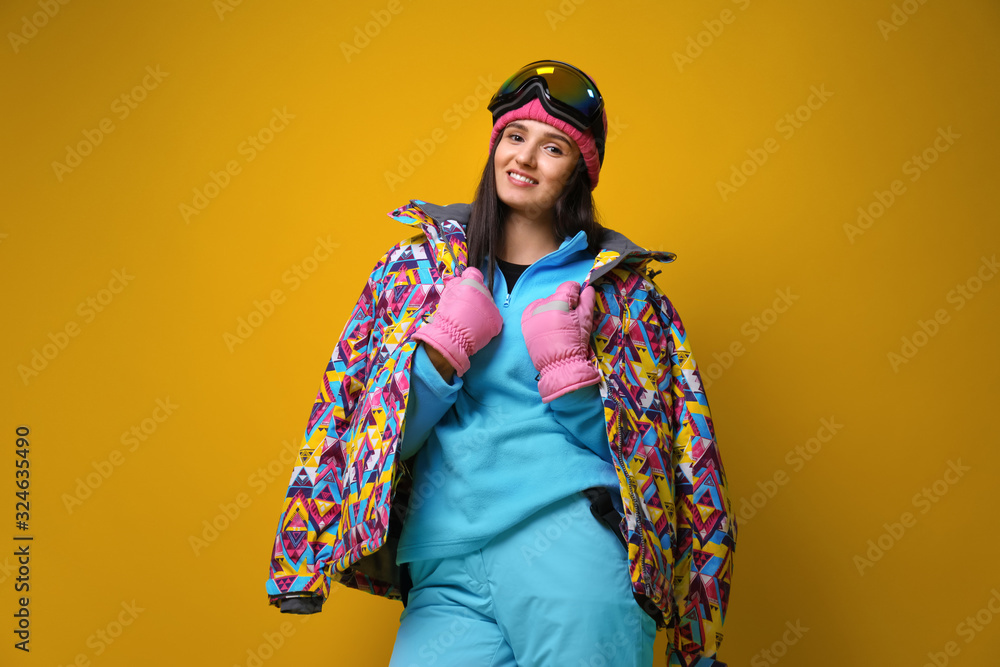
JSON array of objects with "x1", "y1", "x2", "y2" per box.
[{"x1": 265, "y1": 60, "x2": 736, "y2": 667}]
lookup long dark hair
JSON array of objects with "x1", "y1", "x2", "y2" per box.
[{"x1": 467, "y1": 136, "x2": 606, "y2": 293}]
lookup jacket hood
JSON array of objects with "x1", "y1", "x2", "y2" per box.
[{"x1": 387, "y1": 199, "x2": 677, "y2": 285}]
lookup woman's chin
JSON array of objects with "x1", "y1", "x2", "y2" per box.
[{"x1": 498, "y1": 188, "x2": 548, "y2": 213}]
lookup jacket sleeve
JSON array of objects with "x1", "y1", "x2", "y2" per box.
[
  {"x1": 265, "y1": 248, "x2": 391, "y2": 612},
  {"x1": 399, "y1": 342, "x2": 463, "y2": 461},
  {"x1": 654, "y1": 290, "x2": 737, "y2": 667}
]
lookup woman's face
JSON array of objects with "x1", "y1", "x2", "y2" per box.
[{"x1": 494, "y1": 119, "x2": 581, "y2": 219}]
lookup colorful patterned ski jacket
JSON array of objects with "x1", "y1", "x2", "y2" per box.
[{"x1": 265, "y1": 199, "x2": 737, "y2": 666}]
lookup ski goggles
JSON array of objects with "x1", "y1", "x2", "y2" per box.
[{"x1": 488, "y1": 60, "x2": 606, "y2": 160}]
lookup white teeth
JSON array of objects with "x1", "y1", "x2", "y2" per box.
[{"x1": 509, "y1": 171, "x2": 537, "y2": 184}]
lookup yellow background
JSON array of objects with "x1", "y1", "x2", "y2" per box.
[{"x1": 2, "y1": 0, "x2": 999, "y2": 664}]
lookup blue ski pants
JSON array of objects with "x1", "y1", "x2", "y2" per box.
[{"x1": 388, "y1": 490, "x2": 658, "y2": 667}]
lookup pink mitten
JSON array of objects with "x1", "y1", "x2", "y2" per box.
[
  {"x1": 411, "y1": 266, "x2": 503, "y2": 377},
  {"x1": 521, "y1": 281, "x2": 600, "y2": 403}
]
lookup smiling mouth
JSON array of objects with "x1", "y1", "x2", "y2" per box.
[{"x1": 507, "y1": 171, "x2": 538, "y2": 185}]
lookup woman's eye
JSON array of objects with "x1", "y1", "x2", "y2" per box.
[{"x1": 547, "y1": 146, "x2": 563, "y2": 155}]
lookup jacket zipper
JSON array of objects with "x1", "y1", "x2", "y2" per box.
[
  {"x1": 398, "y1": 211, "x2": 449, "y2": 482},
  {"x1": 613, "y1": 288, "x2": 648, "y2": 596},
  {"x1": 499, "y1": 253, "x2": 543, "y2": 309},
  {"x1": 614, "y1": 391, "x2": 647, "y2": 595},
  {"x1": 499, "y1": 235, "x2": 583, "y2": 309}
]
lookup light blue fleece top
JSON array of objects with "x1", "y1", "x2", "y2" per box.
[{"x1": 395, "y1": 229, "x2": 623, "y2": 565}]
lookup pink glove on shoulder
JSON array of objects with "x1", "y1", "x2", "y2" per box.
[
  {"x1": 411, "y1": 266, "x2": 503, "y2": 377},
  {"x1": 521, "y1": 281, "x2": 600, "y2": 403}
]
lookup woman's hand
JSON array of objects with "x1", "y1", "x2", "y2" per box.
[
  {"x1": 411, "y1": 266, "x2": 503, "y2": 377},
  {"x1": 521, "y1": 281, "x2": 600, "y2": 403}
]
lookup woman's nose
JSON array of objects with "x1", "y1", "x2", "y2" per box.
[{"x1": 515, "y1": 145, "x2": 536, "y2": 166}]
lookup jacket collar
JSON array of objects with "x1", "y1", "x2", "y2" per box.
[{"x1": 386, "y1": 199, "x2": 677, "y2": 285}]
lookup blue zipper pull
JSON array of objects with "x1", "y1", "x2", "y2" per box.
[{"x1": 503, "y1": 292, "x2": 511, "y2": 309}]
